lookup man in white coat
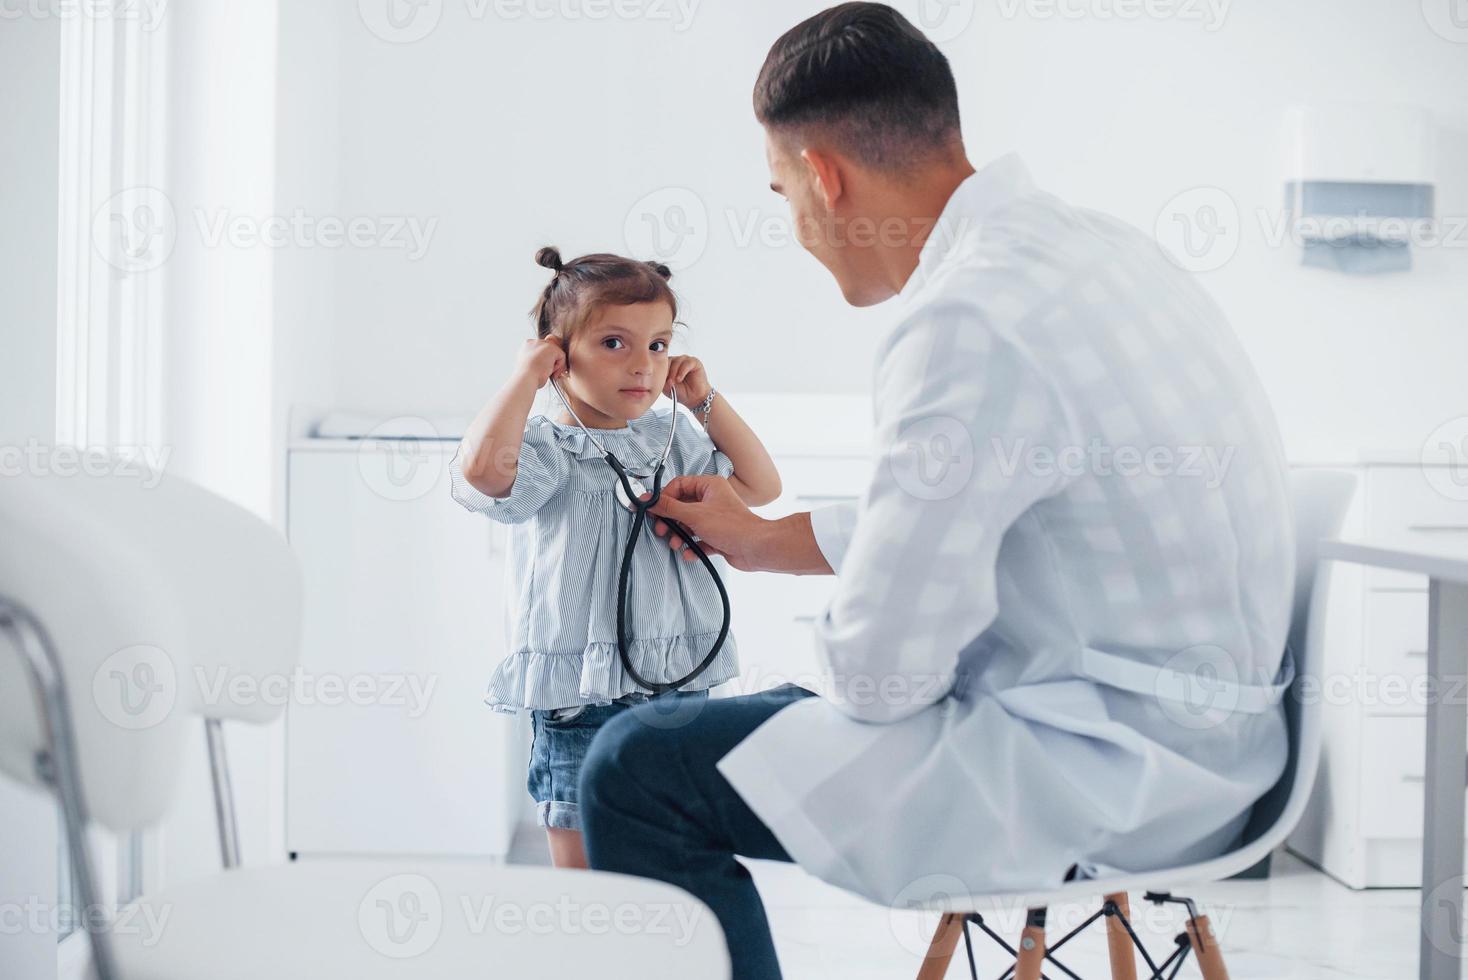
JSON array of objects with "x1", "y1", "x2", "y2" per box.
[{"x1": 579, "y1": 4, "x2": 1295, "y2": 978}]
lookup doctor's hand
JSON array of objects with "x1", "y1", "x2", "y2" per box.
[{"x1": 645, "y1": 475, "x2": 764, "y2": 571}]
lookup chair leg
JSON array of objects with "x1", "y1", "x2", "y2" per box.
[
  {"x1": 1185, "y1": 913, "x2": 1231, "y2": 980},
  {"x1": 1014, "y1": 909, "x2": 1046, "y2": 980},
  {"x1": 915, "y1": 913, "x2": 966, "y2": 980},
  {"x1": 1104, "y1": 892, "x2": 1138, "y2": 980}
]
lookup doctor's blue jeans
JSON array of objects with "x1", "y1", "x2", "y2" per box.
[{"x1": 580, "y1": 683, "x2": 818, "y2": 980}]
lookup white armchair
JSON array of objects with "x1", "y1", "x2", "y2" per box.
[{"x1": 0, "y1": 463, "x2": 730, "y2": 979}]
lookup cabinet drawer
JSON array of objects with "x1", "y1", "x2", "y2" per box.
[
  {"x1": 1362, "y1": 592, "x2": 1430, "y2": 715},
  {"x1": 1360, "y1": 715, "x2": 1468, "y2": 839},
  {"x1": 1365, "y1": 468, "x2": 1468, "y2": 591}
]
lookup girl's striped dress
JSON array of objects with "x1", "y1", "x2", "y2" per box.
[{"x1": 449, "y1": 406, "x2": 740, "y2": 711}]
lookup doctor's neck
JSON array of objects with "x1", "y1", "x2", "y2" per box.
[{"x1": 873, "y1": 155, "x2": 976, "y2": 298}]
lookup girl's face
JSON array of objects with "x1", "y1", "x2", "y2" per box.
[{"x1": 559, "y1": 301, "x2": 674, "y2": 427}]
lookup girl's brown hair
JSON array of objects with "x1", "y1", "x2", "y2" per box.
[{"x1": 529, "y1": 246, "x2": 678, "y2": 344}]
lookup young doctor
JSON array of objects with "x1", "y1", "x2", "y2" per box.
[{"x1": 576, "y1": 4, "x2": 1295, "y2": 979}]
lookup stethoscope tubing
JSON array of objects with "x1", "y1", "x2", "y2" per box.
[
  {"x1": 547, "y1": 375, "x2": 730, "y2": 695},
  {"x1": 549, "y1": 374, "x2": 676, "y2": 473},
  {"x1": 614, "y1": 469, "x2": 731, "y2": 695}
]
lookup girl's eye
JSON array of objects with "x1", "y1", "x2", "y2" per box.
[
  {"x1": 650, "y1": 340, "x2": 668, "y2": 353},
  {"x1": 602, "y1": 337, "x2": 624, "y2": 350}
]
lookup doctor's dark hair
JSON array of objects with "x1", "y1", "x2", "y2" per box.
[
  {"x1": 529, "y1": 246, "x2": 678, "y2": 343},
  {"x1": 753, "y1": 2, "x2": 962, "y2": 173}
]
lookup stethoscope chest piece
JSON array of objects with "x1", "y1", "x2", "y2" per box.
[
  {"x1": 546, "y1": 375, "x2": 730, "y2": 695},
  {"x1": 614, "y1": 473, "x2": 651, "y2": 513}
]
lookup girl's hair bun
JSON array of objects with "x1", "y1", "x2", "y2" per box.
[{"x1": 528, "y1": 249, "x2": 679, "y2": 342}]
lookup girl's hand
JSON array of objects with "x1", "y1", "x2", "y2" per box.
[
  {"x1": 664, "y1": 355, "x2": 711, "y2": 407},
  {"x1": 515, "y1": 337, "x2": 566, "y2": 389}
]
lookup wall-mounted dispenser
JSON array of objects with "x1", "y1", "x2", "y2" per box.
[{"x1": 1283, "y1": 104, "x2": 1437, "y2": 273}]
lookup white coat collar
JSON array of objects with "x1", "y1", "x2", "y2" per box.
[{"x1": 896, "y1": 152, "x2": 1036, "y2": 304}]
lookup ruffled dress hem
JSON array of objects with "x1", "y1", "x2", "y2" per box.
[{"x1": 484, "y1": 631, "x2": 741, "y2": 713}]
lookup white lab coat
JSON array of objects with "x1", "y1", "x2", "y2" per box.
[{"x1": 717, "y1": 154, "x2": 1296, "y2": 906}]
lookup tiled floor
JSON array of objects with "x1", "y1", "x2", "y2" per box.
[{"x1": 510, "y1": 826, "x2": 1427, "y2": 978}]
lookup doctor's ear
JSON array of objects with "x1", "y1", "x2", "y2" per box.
[{"x1": 800, "y1": 147, "x2": 844, "y2": 211}]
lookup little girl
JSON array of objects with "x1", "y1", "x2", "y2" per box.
[{"x1": 450, "y1": 246, "x2": 782, "y2": 869}]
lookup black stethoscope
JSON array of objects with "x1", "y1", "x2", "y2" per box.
[{"x1": 548, "y1": 376, "x2": 730, "y2": 695}]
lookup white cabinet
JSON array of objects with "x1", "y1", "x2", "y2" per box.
[
  {"x1": 1287, "y1": 462, "x2": 1468, "y2": 887},
  {"x1": 722, "y1": 454, "x2": 869, "y2": 697},
  {"x1": 285, "y1": 438, "x2": 523, "y2": 859},
  {"x1": 716, "y1": 394, "x2": 873, "y2": 699}
]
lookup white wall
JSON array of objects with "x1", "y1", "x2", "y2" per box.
[
  {"x1": 273, "y1": 0, "x2": 891, "y2": 422},
  {"x1": 162, "y1": 0, "x2": 280, "y2": 517},
  {"x1": 0, "y1": 13, "x2": 62, "y2": 979},
  {"x1": 0, "y1": 18, "x2": 61, "y2": 444},
  {"x1": 956, "y1": 0, "x2": 1468, "y2": 461},
  {"x1": 0, "y1": 0, "x2": 289, "y2": 913},
  {"x1": 0, "y1": 784, "x2": 56, "y2": 978},
  {"x1": 275, "y1": 0, "x2": 1468, "y2": 462},
  {"x1": 153, "y1": 0, "x2": 287, "y2": 890},
  {"x1": 273, "y1": 1, "x2": 346, "y2": 483}
]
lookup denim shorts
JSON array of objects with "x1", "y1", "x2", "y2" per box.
[{"x1": 528, "y1": 689, "x2": 709, "y2": 831}]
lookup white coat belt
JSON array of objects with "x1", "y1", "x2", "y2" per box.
[{"x1": 1079, "y1": 644, "x2": 1296, "y2": 715}]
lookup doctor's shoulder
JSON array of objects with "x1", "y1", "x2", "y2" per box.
[{"x1": 879, "y1": 268, "x2": 1025, "y2": 358}]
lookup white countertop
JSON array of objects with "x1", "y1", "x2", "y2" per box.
[
  {"x1": 1321, "y1": 539, "x2": 1468, "y2": 585},
  {"x1": 289, "y1": 393, "x2": 876, "y2": 457},
  {"x1": 288, "y1": 401, "x2": 1453, "y2": 468}
]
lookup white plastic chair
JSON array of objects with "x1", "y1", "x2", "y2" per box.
[
  {"x1": 913, "y1": 470, "x2": 1358, "y2": 980},
  {"x1": 0, "y1": 464, "x2": 730, "y2": 980}
]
